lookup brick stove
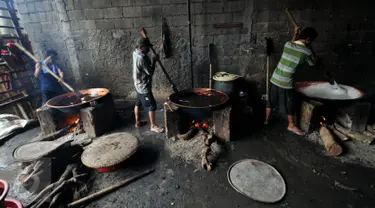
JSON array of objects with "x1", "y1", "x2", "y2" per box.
[
  {"x1": 36, "y1": 93, "x2": 115, "y2": 138},
  {"x1": 164, "y1": 102, "x2": 232, "y2": 143},
  {"x1": 300, "y1": 99, "x2": 371, "y2": 134}
]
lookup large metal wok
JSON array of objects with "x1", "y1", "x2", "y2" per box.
[
  {"x1": 168, "y1": 88, "x2": 229, "y2": 120},
  {"x1": 46, "y1": 88, "x2": 109, "y2": 113},
  {"x1": 295, "y1": 82, "x2": 365, "y2": 105}
]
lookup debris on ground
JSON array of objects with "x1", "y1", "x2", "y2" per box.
[
  {"x1": 334, "y1": 180, "x2": 357, "y2": 191},
  {"x1": 165, "y1": 129, "x2": 224, "y2": 171}
]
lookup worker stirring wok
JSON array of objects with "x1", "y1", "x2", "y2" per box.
[
  {"x1": 34, "y1": 50, "x2": 65, "y2": 105},
  {"x1": 265, "y1": 26, "x2": 319, "y2": 136}
]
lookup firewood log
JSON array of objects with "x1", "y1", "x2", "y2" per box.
[
  {"x1": 334, "y1": 123, "x2": 374, "y2": 145},
  {"x1": 27, "y1": 164, "x2": 75, "y2": 208},
  {"x1": 327, "y1": 125, "x2": 350, "y2": 141},
  {"x1": 319, "y1": 126, "x2": 343, "y2": 156},
  {"x1": 201, "y1": 146, "x2": 212, "y2": 171},
  {"x1": 366, "y1": 125, "x2": 375, "y2": 136},
  {"x1": 177, "y1": 127, "x2": 197, "y2": 140}
]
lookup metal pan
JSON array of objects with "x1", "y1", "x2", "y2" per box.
[
  {"x1": 295, "y1": 81, "x2": 365, "y2": 105},
  {"x1": 168, "y1": 88, "x2": 229, "y2": 120}
]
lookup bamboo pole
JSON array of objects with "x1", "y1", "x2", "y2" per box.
[
  {"x1": 68, "y1": 169, "x2": 155, "y2": 207},
  {"x1": 10, "y1": 42, "x2": 75, "y2": 93}
]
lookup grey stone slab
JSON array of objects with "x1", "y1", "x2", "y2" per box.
[
  {"x1": 104, "y1": 7, "x2": 123, "y2": 19},
  {"x1": 84, "y1": 9, "x2": 104, "y2": 20},
  {"x1": 67, "y1": 10, "x2": 85, "y2": 20},
  {"x1": 123, "y1": 6, "x2": 142, "y2": 17},
  {"x1": 96, "y1": 19, "x2": 116, "y2": 29},
  {"x1": 92, "y1": 0, "x2": 111, "y2": 8},
  {"x1": 113, "y1": 19, "x2": 134, "y2": 29}
]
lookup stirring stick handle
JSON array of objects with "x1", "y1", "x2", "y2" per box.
[{"x1": 12, "y1": 43, "x2": 75, "y2": 93}]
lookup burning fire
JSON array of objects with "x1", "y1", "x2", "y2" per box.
[
  {"x1": 191, "y1": 120, "x2": 210, "y2": 129},
  {"x1": 69, "y1": 118, "x2": 80, "y2": 133},
  {"x1": 320, "y1": 116, "x2": 327, "y2": 126}
]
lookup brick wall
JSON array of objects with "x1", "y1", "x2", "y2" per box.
[{"x1": 14, "y1": 0, "x2": 375, "y2": 98}]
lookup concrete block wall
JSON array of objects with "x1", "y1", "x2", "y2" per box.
[
  {"x1": 15, "y1": 0, "x2": 254, "y2": 98},
  {"x1": 15, "y1": 0, "x2": 81, "y2": 84},
  {"x1": 250, "y1": 0, "x2": 375, "y2": 92},
  {"x1": 14, "y1": 0, "x2": 375, "y2": 98}
]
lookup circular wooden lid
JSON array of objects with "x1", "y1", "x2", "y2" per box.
[{"x1": 81, "y1": 132, "x2": 140, "y2": 168}]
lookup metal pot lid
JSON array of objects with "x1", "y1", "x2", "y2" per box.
[
  {"x1": 227, "y1": 159, "x2": 286, "y2": 203},
  {"x1": 13, "y1": 139, "x2": 72, "y2": 162},
  {"x1": 81, "y1": 132, "x2": 139, "y2": 168}
]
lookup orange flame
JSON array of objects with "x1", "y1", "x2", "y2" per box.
[
  {"x1": 320, "y1": 116, "x2": 326, "y2": 126},
  {"x1": 69, "y1": 119, "x2": 80, "y2": 133},
  {"x1": 191, "y1": 120, "x2": 209, "y2": 129},
  {"x1": 202, "y1": 123, "x2": 209, "y2": 129}
]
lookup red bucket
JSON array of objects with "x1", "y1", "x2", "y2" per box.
[{"x1": 0, "y1": 179, "x2": 23, "y2": 208}]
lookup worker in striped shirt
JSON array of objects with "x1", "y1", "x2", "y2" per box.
[{"x1": 265, "y1": 27, "x2": 318, "y2": 136}]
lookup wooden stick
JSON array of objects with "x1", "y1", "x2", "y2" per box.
[
  {"x1": 334, "y1": 123, "x2": 374, "y2": 145},
  {"x1": 285, "y1": 8, "x2": 298, "y2": 28},
  {"x1": 48, "y1": 192, "x2": 62, "y2": 208},
  {"x1": 177, "y1": 126, "x2": 197, "y2": 140},
  {"x1": 33, "y1": 174, "x2": 86, "y2": 208},
  {"x1": 366, "y1": 125, "x2": 375, "y2": 135},
  {"x1": 327, "y1": 125, "x2": 350, "y2": 141},
  {"x1": 21, "y1": 161, "x2": 43, "y2": 184},
  {"x1": 364, "y1": 131, "x2": 375, "y2": 138},
  {"x1": 27, "y1": 164, "x2": 75, "y2": 208},
  {"x1": 11, "y1": 43, "x2": 75, "y2": 93},
  {"x1": 140, "y1": 28, "x2": 178, "y2": 93},
  {"x1": 68, "y1": 169, "x2": 155, "y2": 207}
]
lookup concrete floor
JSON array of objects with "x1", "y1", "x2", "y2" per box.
[{"x1": 1, "y1": 110, "x2": 375, "y2": 208}]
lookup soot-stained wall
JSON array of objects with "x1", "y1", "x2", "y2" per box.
[
  {"x1": 250, "y1": 0, "x2": 375, "y2": 94},
  {"x1": 15, "y1": 0, "x2": 375, "y2": 98}
]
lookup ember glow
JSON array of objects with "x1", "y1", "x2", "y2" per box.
[
  {"x1": 320, "y1": 116, "x2": 327, "y2": 126},
  {"x1": 69, "y1": 119, "x2": 80, "y2": 133},
  {"x1": 191, "y1": 120, "x2": 210, "y2": 129}
]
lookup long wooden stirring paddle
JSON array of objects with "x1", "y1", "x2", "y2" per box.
[{"x1": 7, "y1": 42, "x2": 83, "y2": 98}]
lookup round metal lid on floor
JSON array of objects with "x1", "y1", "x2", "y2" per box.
[
  {"x1": 13, "y1": 139, "x2": 72, "y2": 162},
  {"x1": 81, "y1": 132, "x2": 140, "y2": 169},
  {"x1": 227, "y1": 159, "x2": 286, "y2": 203}
]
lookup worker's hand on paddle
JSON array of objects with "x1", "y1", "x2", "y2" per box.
[
  {"x1": 294, "y1": 26, "x2": 301, "y2": 35},
  {"x1": 58, "y1": 77, "x2": 63, "y2": 83}
]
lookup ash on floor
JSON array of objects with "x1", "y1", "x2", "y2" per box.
[{"x1": 1, "y1": 110, "x2": 375, "y2": 208}]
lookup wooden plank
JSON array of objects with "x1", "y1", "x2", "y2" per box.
[
  {"x1": 36, "y1": 105, "x2": 58, "y2": 135},
  {"x1": 0, "y1": 91, "x2": 38, "y2": 109}
]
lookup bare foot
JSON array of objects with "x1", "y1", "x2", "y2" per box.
[{"x1": 135, "y1": 121, "x2": 147, "y2": 128}]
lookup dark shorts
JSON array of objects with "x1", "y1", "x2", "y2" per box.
[
  {"x1": 135, "y1": 92, "x2": 157, "y2": 112},
  {"x1": 41, "y1": 90, "x2": 64, "y2": 104},
  {"x1": 266, "y1": 83, "x2": 295, "y2": 115}
]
